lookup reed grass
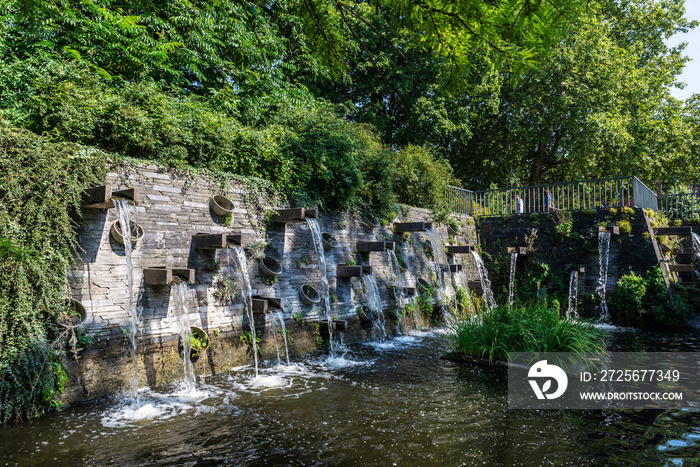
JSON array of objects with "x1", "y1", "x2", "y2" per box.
[{"x1": 449, "y1": 302, "x2": 606, "y2": 364}]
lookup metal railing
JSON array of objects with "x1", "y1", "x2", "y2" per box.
[
  {"x1": 444, "y1": 185, "x2": 475, "y2": 216},
  {"x1": 445, "y1": 176, "x2": 657, "y2": 217},
  {"x1": 657, "y1": 193, "x2": 700, "y2": 219}
]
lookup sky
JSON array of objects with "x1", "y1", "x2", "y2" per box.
[{"x1": 668, "y1": 2, "x2": 700, "y2": 100}]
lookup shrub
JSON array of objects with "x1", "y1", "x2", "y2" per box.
[
  {"x1": 612, "y1": 272, "x2": 646, "y2": 327},
  {"x1": 394, "y1": 144, "x2": 458, "y2": 219},
  {"x1": 0, "y1": 124, "x2": 105, "y2": 423},
  {"x1": 617, "y1": 219, "x2": 632, "y2": 235}
]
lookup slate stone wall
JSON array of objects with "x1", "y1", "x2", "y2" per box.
[
  {"x1": 476, "y1": 208, "x2": 662, "y2": 316},
  {"x1": 63, "y1": 161, "x2": 478, "y2": 403}
]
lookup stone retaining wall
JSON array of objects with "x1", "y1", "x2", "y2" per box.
[{"x1": 63, "y1": 161, "x2": 478, "y2": 403}]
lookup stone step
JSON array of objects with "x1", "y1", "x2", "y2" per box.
[
  {"x1": 668, "y1": 264, "x2": 694, "y2": 273},
  {"x1": 655, "y1": 227, "x2": 693, "y2": 236}
]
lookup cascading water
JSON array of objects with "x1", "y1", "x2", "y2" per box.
[
  {"x1": 274, "y1": 311, "x2": 290, "y2": 366},
  {"x1": 470, "y1": 251, "x2": 496, "y2": 311},
  {"x1": 114, "y1": 199, "x2": 140, "y2": 398},
  {"x1": 362, "y1": 274, "x2": 386, "y2": 341},
  {"x1": 388, "y1": 250, "x2": 408, "y2": 332},
  {"x1": 596, "y1": 231, "x2": 611, "y2": 322},
  {"x1": 508, "y1": 252, "x2": 518, "y2": 307},
  {"x1": 172, "y1": 281, "x2": 196, "y2": 391},
  {"x1": 454, "y1": 270, "x2": 474, "y2": 314},
  {"x1": 230, "y1": 246, "x2": 259, "y2": 376},
  {"x1": 306, "y1": 218, "x2": 333, "y2": 350},
  {"x1": 426, "y1": 228, "x2": 457, "y2": 323},
  {"x1": 426, "y1": 229, "x2": 449, "y2": 299},
  {"x1": 692, "y1": 233, "x2": 700, "y2": 281},
  {"x1": 566, "y1": 271, "x2": 579, "y2": 320}
]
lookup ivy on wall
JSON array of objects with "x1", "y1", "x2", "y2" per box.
[{"x1": 0, "y1": 123, "x2": 105, "y2": 423}]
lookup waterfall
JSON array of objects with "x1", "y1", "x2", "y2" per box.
[
  {"x1": 508, "y1": 252, "x2": 518, "y2": 307},
  {"x1": 362, "y1": 274, "x2": 386, "y2": 341},
  {"x1": 172, "y1": 281, "x2": 196, "y2": 391},
  {"x1": 274, "y1": 311, "x2": 290, "y2": 365},
  {"x1": 387, "y1": 250, "x2": 408, "y2": 332},
  {"x1": 114, "y1": 199, "x2": 140, "y2": 398},
  {"x1": 566, "y1": 271, "x2": 579, "y2": 320},
  {"x1": 692, "y1": 233, "x2": 700, "y2": 281},
  {"x1": 306, "y1": 218, "x2": 333, "y2": 349},
  {"x1": 426, "y1": 229, "x2": 446, "y2": 298},
  {"x1": 455, "y1": 270, "x2": 474, "y2": 314},
  {"x1": 230, "y1": 246, "x2": 259, "y2": 376},
  {"x1": 596, "y1": 231, "x2": 611, "y2": 322},
  {"x1": 470, "y1": 251, "x2": 496, "y2": 311}
]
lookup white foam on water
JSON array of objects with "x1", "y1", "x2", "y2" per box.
[
  {"x1": 101, "y1": 398, "x2": 193, "y2": 428},
  {"x1": 322, "y1": 355, "x2": 373, "y2": 369}
]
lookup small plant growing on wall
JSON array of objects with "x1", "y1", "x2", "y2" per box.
[
  {"x1": 214, "y1": 277, "x2": 239, "y2": 302},
  {"x1": 265, "y1": 275, "x2": 277, "y2": 286},
  {"x1": 296, "y1": 254, "x2": 310, "y2": 269},
  {"x1": 617, "y1": 220, "x2": 632, "y2": 235},
  {"x1": 346, "y1": 258, "x2": 356, "y2": 266},
  {"x1": 292, "y1": 312, "x2": 304, "y2": 325},
  {"x1": 203, "y1": 259, "x2": 221, "y2": 273},
  {"x1": 244, "y1": 240, "x2": 268, "y2": 260},
  {"x1": 553, "y1": 211, "x2": 573, "y2": 241},
  {"x1": 240, "y1": 331, "x2": 261, "y2": 347},
  {"x1": 313, "y1": 323, "x2": 324, "y2": 348},
  {"x1": 330, "y1": 292, "x2": 337, "y2": 303},
  {"x1": 219, "y1": 213, "x2": 233, "y2": 226}
]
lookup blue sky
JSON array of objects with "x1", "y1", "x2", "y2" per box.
[{"x1": 668, "y1": 2, "x2": 700, "y2": 100}]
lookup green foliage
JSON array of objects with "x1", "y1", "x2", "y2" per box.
[
  {"x1": 449, "y1": 303, "x2": 606, "y2": 364},
  {"x1": 214, "y1": 277, "x2": 240, "y2": 303},
  {"x1": 393, "y1": 145, "x2": 457, "y2": 218},
  {"x1": 203, "y1": 260, "x2": 221, "y2": 274},
  {"x1": 292, "y1": 312, "x2": 304, "y2": 325},
  {"x1": 219, "y1": 214, "x2": 234, "y2": 226},
  {"x1": 617, "y1": 220, "x2": 632, "y2": 235},
  {"x1": 244, "y1": 241, "x2": 268, "y2": 260},
  {"x1": 239, "y1": 331, "x2": 260, "y2": 347},
  {"x1": 553, "y1": 211, "x2": 573, "y2": 240},
  {"x1": 611, "y1": 267, "x2": 678, "y2": 328},
  {"x1": 417, "y1": 287, "x2": 434, "y2": 317},
  {"x1": 0, "y1": 124, "x2": 105, "y2": 423},
  {"x1": 612, "y1": 272, "x2": 646, "y2": 327},
  {"x1": 313, "y1": 323, "x2": 324, "y2": 348}
]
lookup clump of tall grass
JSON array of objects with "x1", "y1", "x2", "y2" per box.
[{"x1": 448, "y1": 302, "x2": 606, "y2": 364}]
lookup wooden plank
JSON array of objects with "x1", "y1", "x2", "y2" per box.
[
  {"x1": 253, "y1": 296, "x2": 283, "y2": 311},
  {"x1": 252, "y1": 298, "x2": 268, "y2": 314},
  {"x1": 172, "y1": 268, "x2": 195, "y2": 284},
  {"x1": 447, "y1": 245, "x2": 474, "y2": 255},
  {"x1": 393, "y1": 222, "x2": 431, "y2": 233},
  {"x1": 671, "y1": 249, "x2": 694, "y2": 255},
  {"x1": 668, "y1": 264, "x2": 694, "y2": 272},
  {"x1": 192, "y1": 233, "x2": 226, "y2": 250},
  {"x1": 356, "y1": 241, "x2": 390, "y2": 252},
  {"x1": 337, "y1": 265, "x2": 363, "y2": 278},
  {"x1": 655, "y1": 227, "x2": 693, "y2": 236},
  {"x1": 144, "y1": 268, "x2": 172, "y2": 286},
  {"x1": 270, "y1": 208, "x2": 305, "y2": 223},
  {"x1": 82, "y1": 185, "x2": 112, "y2": 205},
  {"x1": 112, "y1": 187, "x2": 139, "y2": 205}
]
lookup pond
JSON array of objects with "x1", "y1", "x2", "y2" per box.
[{"x1": 1, "y1": 327, "x2": 699, "y2": 466}]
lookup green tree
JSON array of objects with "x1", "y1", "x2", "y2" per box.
[{"x1": 446, "y1": 0, "x2": 697, "y2": 189}]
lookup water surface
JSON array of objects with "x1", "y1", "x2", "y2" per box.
[{"x1": 2, "y1": 328, "x2": 699, "y2": 466}]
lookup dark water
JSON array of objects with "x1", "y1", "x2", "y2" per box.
[{"x1": 2, "y1": 328, "x2": 700, "y2": 466}]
